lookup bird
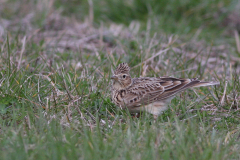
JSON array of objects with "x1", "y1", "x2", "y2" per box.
[{"x1": 110, "y1": 63, "x2": 219, "y2": 119}]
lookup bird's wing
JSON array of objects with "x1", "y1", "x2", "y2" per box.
[
  {"x1": 154, "y1": 77, "x2": 219, "y2": 100},
  {"x1": 122, "y1": 77, "x2": 203, "y2": 107}
]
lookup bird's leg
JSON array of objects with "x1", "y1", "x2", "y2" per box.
[
  {"x1": 153, "y1": 115, "x2": 158, "y2": 122},
  {"x1": 131, "y1": 113, "x2": 140, "y2": 118}
]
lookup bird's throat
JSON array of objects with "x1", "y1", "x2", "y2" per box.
[
  {"x1": 112, "y1": 81, "x2": 125, "y2": 90},
  {"x1": 112, "y1": 79, "x2": 132, "y2": 90}
]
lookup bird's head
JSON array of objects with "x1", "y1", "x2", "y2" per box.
[{"x1": 111, "y1": 63, "x2": 132, "y2": 90}]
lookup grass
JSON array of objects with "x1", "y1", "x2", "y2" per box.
[
  {"x1": 0, "y1": 0, "x2": 240, "y2": 159},
  {"x1": 54, "y1": 0, "x2": 237, "y2": 38}
]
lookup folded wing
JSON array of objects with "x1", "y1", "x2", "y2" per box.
[{"x1": 121, "y1": 77, "x2": 219, "y2": 107}]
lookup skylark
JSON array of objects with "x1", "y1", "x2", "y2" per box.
[{"x1": 111, "y1": 63, "x2": 219, "y2": 119}]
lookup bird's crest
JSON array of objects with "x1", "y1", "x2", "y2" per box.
[{"x1": 114, "y1": 63, "x2": 130, "y2": 74}]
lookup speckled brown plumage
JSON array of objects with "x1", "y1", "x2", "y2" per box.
[{"x1": 111, "y1": 63, "x2": 219, "y2": 119}]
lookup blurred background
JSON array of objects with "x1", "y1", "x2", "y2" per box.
[
  {"x1": 1, "y1": 0, "x2": 240, "y2": 36},
  {"x1": 1, "y1": 0, "x2": 240, "y2": 77}
]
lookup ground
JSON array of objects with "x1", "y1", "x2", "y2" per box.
[{"x1": 0, "y1": 0, "x2": 240, "y2": 159}]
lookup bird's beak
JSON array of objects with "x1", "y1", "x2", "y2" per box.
[{"x1": 111, "y1": 75, "x2": 118, "y2": 80}]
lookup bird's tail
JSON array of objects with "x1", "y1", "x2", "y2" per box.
[
  {"x1": 189, "y1": 78, "x2": 220, "y2": 88},
  {"x1": 157, "y1": 77, "x2": 219, "y2": 101}
]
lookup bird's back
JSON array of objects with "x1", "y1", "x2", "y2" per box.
[{"x1": 112, "y1": 77, "x2": 219, "y2": 109}]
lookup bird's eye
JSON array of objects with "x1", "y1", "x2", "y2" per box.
[{"x1": 123, "y1": 75, "x2": 126, "y2": 78}]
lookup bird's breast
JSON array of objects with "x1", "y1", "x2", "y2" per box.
[{"x1": 111, "y1": 89, "x2": 125, "y2": 106}]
